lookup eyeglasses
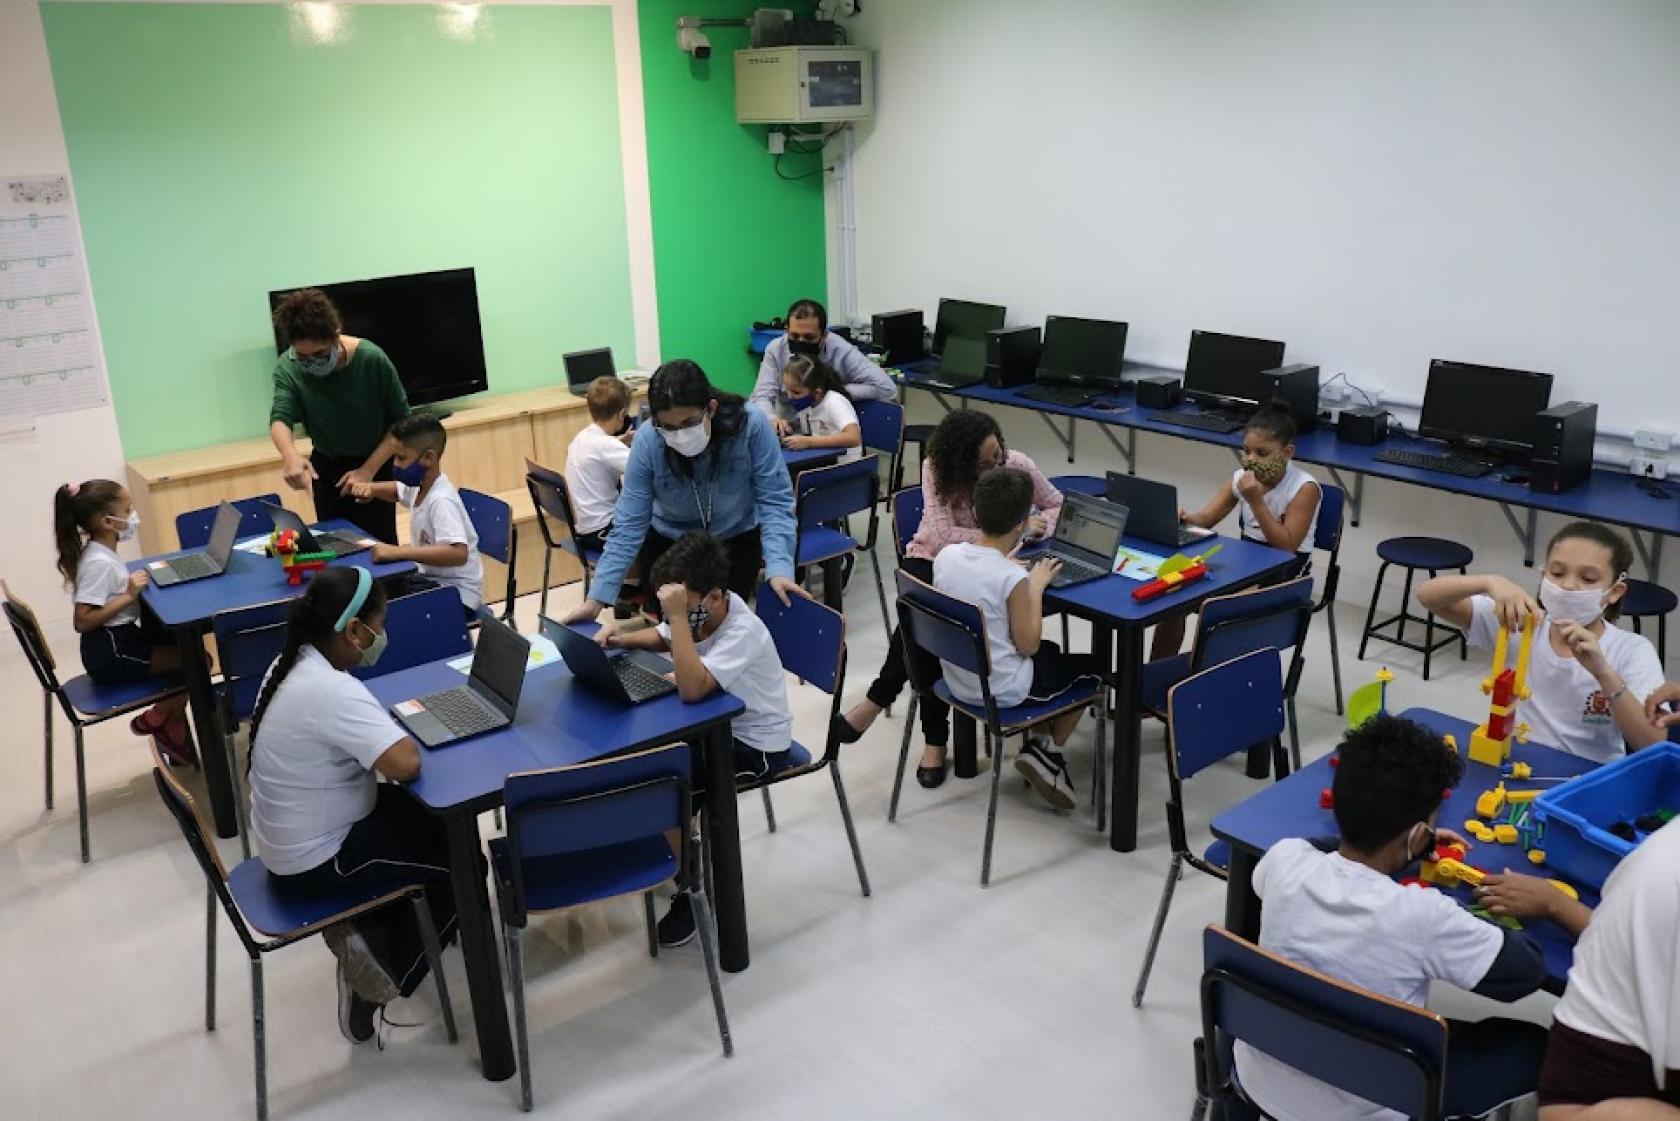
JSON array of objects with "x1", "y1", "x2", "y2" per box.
[{"x1": 653, "y1": 414, "x2": 707, "y2": 433}]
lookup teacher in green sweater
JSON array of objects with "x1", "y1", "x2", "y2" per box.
[{"x1": 268, "y1": 288, "x2": 410, "y2": 544}]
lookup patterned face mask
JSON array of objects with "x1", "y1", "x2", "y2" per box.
[{"x1": 1242, "y1": 455, "x2": 1287, "y2": 485}]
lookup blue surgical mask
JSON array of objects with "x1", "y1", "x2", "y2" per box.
[
  {"x1": 392, "y1": 458, "x2": 429, "y2": 487},
  {"x1": 293, "y1": 342, "x2": 338, "y2": 378},
  {"x1": 783, "y1": 393, "x2": 813, "y2": 412}
]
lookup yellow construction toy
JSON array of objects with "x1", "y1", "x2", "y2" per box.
[
  {"x1": 1492, "y1": 824, "x2": 1519, "y2": 845},
  {"x1": 1476, "y1": 784, "x2": 1508, "y2": 820},
  {"x1": 1429, "y1": 856, "x2": 1486, "y2": 889},
  {"x1": 1469, "y1": 615, "x2": 1536, "y2": 767},
  {"x1": 1464, "y1": 820, "x2": 1494, "y2": 842},
  {"x1": 1549, "y1": 880, "x2": 1580, "y2": 901},
  {"x1": 1504, "y1": 788, "x2": 1541, "y2": 806},
  {"x1": 1528, "y1": 849, "x2": 1547, "y2": 865}
]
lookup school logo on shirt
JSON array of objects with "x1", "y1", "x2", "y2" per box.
[{"x1": 1581, "y1": 690, "x2": 1613, "y2": 725}]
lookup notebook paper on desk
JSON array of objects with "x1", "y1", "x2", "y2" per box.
[
  {"x1": 1112, "y1": 546, "x2": 1170, "y2": 580},
  {"x1": 448, "y1": 633, "x2": 560, "y2": 675}
]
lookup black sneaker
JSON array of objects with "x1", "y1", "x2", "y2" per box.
[
  {"x1": 337, "y1": 961, "x2": 381, "y2": 1045},
  {"x1": 1015, "y1": 738, "x2": 1076, "y2": 811},
  {"x1": 657, "y1": 894, "x2": 697, "y2": 949}
]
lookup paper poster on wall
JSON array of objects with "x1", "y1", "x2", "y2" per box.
[{"x1": 0, "y1": 174, "x2": 110, "y2": 420}]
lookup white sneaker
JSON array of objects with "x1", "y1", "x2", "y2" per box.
[
  {"x1": 1015, "y1": 738, "x2": 1075, "y2": 810},
  {"x1": 323, "y1": 923, "x2": 401, "y2": 1005}
]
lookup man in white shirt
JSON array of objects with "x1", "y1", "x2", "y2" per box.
[
  {"x1": 750, "y1": 297, "x2": 897, "y2": 432},
  {"x1": 563, "y1": 375, "x2": 634, "y2": 553}
]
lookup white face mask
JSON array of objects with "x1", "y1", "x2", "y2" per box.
[
  {"x1": 660, "y1": 421, "x2": 711, "y2": 458},
  {"x1": 1539, "y1": 577, "x2": 1616, "y2": 627},
  {"x1": 108, "y1": 511, "x2": 141, "y2": 542}
]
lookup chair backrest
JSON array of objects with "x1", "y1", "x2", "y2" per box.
[
  {"x1": 1201, "y1": 925, "x2": 1449, "y2": 1121},
  {"x1": 212, "y1": 599, "x2": 291, "y2": 724},
  {"x1": 890, "y1": 486, "x2": 924, "y2": 559},
  {"x1": 353, "y1": 585, "x2": 472, "y2": 681},
  {"x1": 1314, "y1": 484, "x2": 1345, "y2": 557},
  {"x1": 796, "y1": 454, "x2": 881, "y2": 527},
  {"x1": 1168, "y1": 650, "x2": 1286, "y2": 782},
  {"x1": 757, "y1": 581, "x2": 845, "y2": 696},
  {"x1": 524, "y1": 458, "x2": 585, "y2": 557},
  {"x1": 1192, "y1": 575, "x2": 1314, "y2": 676},
  {"x1": 459, "y1": 487, "x2": 513, "y2": 564},
  {"x1": 855, "y1": 399, "x2": 904, "y2": 458},
  {"x1": 176, "y1": 493, "x2": 282, "y2": 550},
  {"x1": 2, "y1": 579, "x2": 60, "y2": 692},
  {"x1": 894, "y1": 569, "x2": 990, "y2": 687},
  {"x1": 151, "y1": 742, "x2": 265, "y2": 957}
]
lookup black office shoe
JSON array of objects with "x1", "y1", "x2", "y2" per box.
[
  {"x1": 657, "y1": 894, "x2": 697, "y2": 949},
  {"x1": 916, "y1": 759, "x2": 949, "y2": 788},
  {"x1": 830, "y1": 715, "x2": 865, "y2": 745}
]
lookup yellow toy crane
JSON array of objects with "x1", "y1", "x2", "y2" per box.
[{"x1": 1469, "y1": 614, "x2": 1536, "y2": 767}]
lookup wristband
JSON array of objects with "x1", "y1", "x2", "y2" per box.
[{"x1": 1603, "y1": 683, "x2": 1628, "y2": 706}]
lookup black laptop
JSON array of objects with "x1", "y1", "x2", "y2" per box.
[
  {"x1": 917, "y1": 335, "x2": 988, "y2": 390},
  {"x1": 1031, "y1": 493, "x2": 1130, "y2": 588},
  {"x1": 542, "y1": 616, "x2": 677, "y2": 705},
  {"x1": 1105, "y1": 473, "x2": 1215, "y2": 548},
  {"x1": 389, "y1": 614, "x2": 530, "y2": 748},
  {"x1": 564, "y1": 347, "x2": 617, "y2": 396},
  {"x1": 151, "y1": 501, "x2": 241, "y2": 587},
  {"x1": 262, "y1": 502, "x2": 372, "y2": 558}
]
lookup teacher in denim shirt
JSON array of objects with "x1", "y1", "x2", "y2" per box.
[{"x1": 562, "y1": 359, "x2": 806, "y2": 621}]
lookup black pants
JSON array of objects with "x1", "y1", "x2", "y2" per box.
[
  {"x1": 274, "y1": 786, "x2": 457, "y2": 998},
  {"x1": 633, "y1": 527, "x2": 763, "y2": 618},
  {"x1": 866, "y1": 556, "x2": 949, "y2": 747},
  {"x1": 311, "y1": 451, "x2": 398, "y2": 545},
  {"x1": 575, "y1": 525, "x2": 610, "y2": 557}
]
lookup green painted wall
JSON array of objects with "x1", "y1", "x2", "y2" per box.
[
  {"x1": 637, "y1": 0, "x2": 828, "y2": 393},
  {"x1": 41, "y1": 2, "x2": 636, "y2": 459}
]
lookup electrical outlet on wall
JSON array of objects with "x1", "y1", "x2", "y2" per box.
[
  {"x1": 767, "y1": 129, "x2": 786, "y2": 155},
  {"x1": 1630, "y1": 454, "x2": 1669, "y2": 481},
  {"x1": 1633, "y1": 429, "x2": 1673, "y2": 453}
]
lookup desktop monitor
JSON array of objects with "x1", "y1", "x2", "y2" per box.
[
  {"x1": 1182, "y1": 330, "x2": 1287, "y2": 408},
  {"x1": 1036, "y1": 316, "x2": 1129, "y2": 386},
  {"x1": 932, "y1": 298, "x2": 1006, "y2": 355},
  {"x1": 1417, "y1": 359, "x2": 1555, "y2": 455}
]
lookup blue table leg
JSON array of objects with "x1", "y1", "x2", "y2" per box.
[
  {"x1": 702, "y1": 722, "x2": 750, "y2": 973},
  {"x1": 1106, "y1": 624, "x2": 1144, "y2": 852},
  {"x1": 1224, "y1": 845, "x2": 1262, "y2": 940},
  {"x1": 176, "y1": 623, "x2": 238, "y2": 838},
  {"x1": 443, "y1": 808, "x2": 514, "y2": 1081}
]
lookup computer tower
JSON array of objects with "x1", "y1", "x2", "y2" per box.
[
  {"x1": 1135, "y1": 375, "x2": 1183, "y2": 410},
  {"x1": 871, "y1": 309, "x2": 925, "y2": 366},
  {"x1": 1337, "y1": 406, "x2": 1389, "y2": 446},
  {"x1": 1530, "y1": 401, "x2": 1596, "y2": 494},
  {"x1": 1259, "y1": 364, "x2": 1320, "y2": 434},
  {"x1": 984, "y1": 326, "x2": 1042, "y2": 388}
]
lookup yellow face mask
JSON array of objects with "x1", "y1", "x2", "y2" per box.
[{"x1": 1242, "y1": 455, "x2": 1287, "y2": 485}]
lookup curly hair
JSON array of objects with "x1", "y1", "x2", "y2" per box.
[
  {"x1": 1332, "y1": 713, "x2": 1464, "y2": 853},
  {"x1": 271, "y1": 288, "x2": 342, "y2": 346},
  {"x1": 925, "y1": 409, "x2": 1006, "y2": 504}
]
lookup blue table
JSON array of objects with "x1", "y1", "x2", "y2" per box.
[
  {"x1": 137, "y1": 522, "x2": 413, "y2": 837},
  {"x1": 1027, "y1": 531, "x2": 1301, "y2": 851},
  {"x1": 782, "y1": 445, "x2": 844, "y2": 472},
  {"x1": 1210, "y1": 707, "x2": 1600, "y2": 993},
  {"x1": 364, "y1": 653, "x2": 746, "y2": 1082}
]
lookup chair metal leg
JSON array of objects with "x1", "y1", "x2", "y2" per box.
[
  {"x1": 869, "y1": 547, "x2": 892, "y2": 642},
  {"x1": 643, "y1": 891, "x2": 658, "y2": 957},
  {"x1": 1061, "y1": 614, "x2": 1070, "y2": 652},
  {"x1": 829, "y1": 763, "x2": 871, "y2": 897},
  {"x1": 506, "y1": 925, "x2": 533, "y2": 1112},
  {"x1": 74, "y1": 724, "x2": 89, "y2": 864},
  {"x1": 43, "y1": 690, "x2": 54, "y2": 810},
  {"x1": 689, "y1": 890, "x2": 734, "y2": 1057},
  {"x1": 1660, "y1": 612, "x2": 1668, "y2": 666},
  {"x1": 1286, "y1": 697, "x2": 1302, "y2": 773},
  {"x1": 412, "y1": 894, "x2": 458, "y2": 1044},
  {"x1": 206, "y1": 883, "x2": 218, "y2": 1032},
  {"x1": 1358, "y1": 562, "x2": 1389, "y2": 661},
  {"x1": 538, "y1": 548, "x2": 553, "y2": 624},
  {"x1": 1417, "y1": 568, "x2": 1435, "y2": 680},
  {"x1": 1133, "y1": 852, "x2": 1183, "y2": 1007},
  {"x1": 250, "y1": 958, "x2": 267, "y2": 1121},
  {"x1": 1325, "y1": 599, "x2": 1345, "y2": 714},
  {"x1": 224, "y1": 733, "x2": 251, "y2": 861},
  {"x1": 887, "y1": 695, "x2": 917, "y2": 822},
  {"x1": 1094, "y1": 696, "x2": 1108, "y2": 835},
  {"x1": 760, "y1": 785, "x2": 776, "y2": 833},
  {"x1": 979, "y1": 726, "x2": 1006, "y2": 887},
  {"x1": 1189, "y1": 1095, "x2": 1208, "y2": 1121}
]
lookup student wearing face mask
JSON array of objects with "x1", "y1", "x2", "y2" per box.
[
  {"x1": 749, "y1": 298, "x2": 897, "y2": 436},
  {"x1": 1419, "y1": 521, "x2": 1666, "y2": 762},
  {"x1": 1151, "y1": 407, "x2": 1321, "y2": 660},
  {"x1": 269, "y1": 288, "x2": 411, "y2": 544},
  {"x1": 52, "y1": 478, "x2": 195, "y2": 764},
  {"x1": 561, "y1": 359, "x2": 805, "y2": 623},
  {"x1": 247, "y1": 567, "x2": 458, "y2": 1046}
]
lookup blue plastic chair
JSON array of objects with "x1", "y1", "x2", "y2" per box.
[
  {"x1": 176, "y1": 493, "x2": 283, "y2": 550},
  {"x1": 212, "y1": 599, "x2": 292, "y2": 857},
  {"x1": 151, "y1": 746, "x2": 455, "y2": 1121},
  {"x1": 891, "y1": 486, "x2": 924, "y2": 559},
  {"x1": 893, "y1": 570, "x2": 1107, "y2": 886},
  {"x1": 747, "y1": 587, "x2": 869, "y2": 895},
  {"x1": 1133, "y1": 650, "x2": 1288, "y2": 1007},
  {"x1": 525, "y1": 457, "x2": 606, "y2": 621},
  {"x1": 2, "y1": 580, "x2": 186, "y2": 863},
  {"x1": 351, "y1": 585, "x2": 472, "y2": 681},
  {"x1": 1195, "y1": 925, "x2": 1451, "y2": 1121},
  {"x1": 490, "y1": 743, "x2": 731, "y2": 1111},
  {"x1": 1312, "y1": 484, "x2": 1348, "y2": 714},
  {"x1": 796, "y1": 454, "x2": 890, "y2": 635},
  {"x1": 855, "y1": 399, "x2": 906, "y2": 508},
  {"x1": 459, "y1": 487, "x2": 516, "y2": 623}
]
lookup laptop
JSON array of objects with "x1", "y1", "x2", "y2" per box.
[
  {"x1": 151, "y1": 501, "x2": 241, "y2": 587},
  {"x1": 1030, "y1": 492, "x2": 1130, "y2": 588},
  {"x1": 1105, "y1": 472, "x2": 1216, "y2": 548},
  {"x1": 389, "y1": 614, "x2": 531, "y2": 748},
  {"x1": 542, "y1": 615, "x2": 678, "y2": 705},
  {"x1": 564, "y1": 347, "x2": 617, "y2": 395},
  {"x1": 918, "y1": 335, "x2": 989, "y2": 390},
  {"x1": 262, "y1": 503, "x2": 372, "y2": 558}
]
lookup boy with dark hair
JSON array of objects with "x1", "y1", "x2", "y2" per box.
[
  {"x1": 353, "y1": 413, "x2": 483, "y2": 614},
  {"x1": 1235, "y1": 713, "x2": 1559, "y2": 1121},
  {"x1": 564, "y1": 375, "x2": 634, "y2": 554},
  {"x1": 931, "y1": 467, "x2": 1102, "y2": 809},
  {"x1": 600, "y1": 530, "x2": 793, "y2": 947}
]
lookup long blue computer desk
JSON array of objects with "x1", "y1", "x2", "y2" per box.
[{"x1": 897, "y1": 368, "x2": 1680, "y2": 582}]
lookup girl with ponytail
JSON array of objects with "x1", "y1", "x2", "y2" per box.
[
  {"x1": 247, "y1": 566, "x2": 456, "y2": 1045},
  {"x1": 53, "y1": 479, "x2": 193, "y2": 763}
]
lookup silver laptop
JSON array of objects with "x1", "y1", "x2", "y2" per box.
[
  {"x1": 389, "y1": 615, "x2": 530, "y2": 748},
  {"x1": 1035, "y1": 493, "x2": 1129, "y2": 588},
  {"x1": 261, "y1": 502, "x2": 371, "y2": 558},
  {"x1": 151, "y1": 502, "x2": 241, "y2": 587}
]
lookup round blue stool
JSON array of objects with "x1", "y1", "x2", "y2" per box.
[
  {"x1": 1621, "y1": 578, "x2": 1676, "y2": 666},
  {"x1": 1359, "y1": 536, "x2": 1474, "y2": 680}
]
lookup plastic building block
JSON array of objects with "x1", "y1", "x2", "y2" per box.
[
  {"x1": 1132, "y1": 561, "x2": 1209, "y2": 602},
  {"x1": 1504, "y1": 788, "x2": 1541, "y2": 805},
  {"x1": 1443, "y1": 733, "x2": 1458, "y2": 751},
  {"x1": 1466, "y1": 822, "x2": 1495, "y2": 843},
  {"x1": 1504, "y1": 762, "x2": 1533, "y2": 780},
  {"x1": 1470, "y1": 616, "x2": 1537, "y2": 767},
  {"x1": 1432, "y1": 857, "x2": 1486, "y2": 889},
  {"x1": 1328, "y1": 755, "x2": 1339, "y2": 768},
  {"x1": 1476, "y1": 784, "x2": 1508, "y2": 820},
  {"x1": 1528, "y1": 849, "x2": 1547, "y2": 865},
  {"x1": 1492, "y1": 824, "x2": 1519, "y2": 844},
  {"x1": 1319, "y1": 788, "x2": 1334, "y2": 810},
  {"x1": 1549, "y1": 880, "x2": 1580, "y2": 901}
]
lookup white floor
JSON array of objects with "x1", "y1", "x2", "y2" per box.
[{"x1": 1, "y1": 548, "x2": 1555, "y2": 1120}]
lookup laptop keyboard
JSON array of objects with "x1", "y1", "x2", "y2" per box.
[
  {"x1": 317, "y1": 535, "x2": 366, "y2": 557},
  {"x1": 167, "y1": 553, "x2": 219, "y2": 580},
  {"x1": 416, "y1": 689, "x2": 501, "y2": 736},
  {"x1": 614, "y1": 658, "x2": 674, "y2": 702},
  {"x1": 1018, "y1": 384, "x2": 1099, "y2": 408},
  {"x1": 1050, "y1": 557, "x2": 1108, "y2": 587}
]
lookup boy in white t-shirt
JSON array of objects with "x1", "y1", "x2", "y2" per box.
[
  {"x1": 1152, "y1": 407, "x2": 1321, "y2": 659},
  {"x1": 600, "y1": 530, "x2": 793, "y2": 948},
  {"x1": 778, "y1": 355, "x2": 862, "y2": 463},
  {"x1": 931, "y1": 467, "x2": 1103, "y2": 810},
  {"x1": 355, "y1": 413, "x2": 484, "y2": 616},
  {"x1": 1419, "y1": 521, "x2": 1666, "y2": 763},
  {"x1": 1235, "y1": 713, "x2": 1555, "y2": 1121},
  {"x1": 563, "y1": 375, "x2": 634, "y2": 554}
]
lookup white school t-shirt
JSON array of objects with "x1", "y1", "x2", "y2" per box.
[
  {"x1": 248, "y1": 646, "x2": 408, "y2": 876},
  {"x1": 796, "y1": 392, "x2": 861, "y2": 462},
  {"x1": 1466, "y1": 595, "x2": 1665, "y2": 763},
  {"x1": 932, "y1": 542, "x2": 1032, "y2": 708},
  {"x1": 73, "y1": 541, "x2": 138, "y2": 626},
  {"x1": 1233, "y1": 839, "x2": 1505, "y2": 1121},
  {"x1": 657, "y1": 592, "x2": 792, "y2": 755},
  {"x1": 1233, "y1": 461, "x2": 1320, "y2": 554},
  {"x1": 564, "y1": 422, "x2": 632, "y2": 535},
  {"x1": 399, "y1": 473, "x2": 484, "y2": 611}
]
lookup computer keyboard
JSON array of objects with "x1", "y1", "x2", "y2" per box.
[
  {"x1": 418, "y1": 689, "x2": 501, "y2": 735},
  {"x1": 1018, "y1": 384, "x2": 1099, "y2": 408},
  {"x1": 168, "y1": 553, "x2": 219, "y2": 580},
  {"x1": 1373, "y1": 449, "x2": 1496, "y2": 478},
  {"x1": 614, "y1": 658, "x2": 674, "y2": 702},
  {"x1": 1050, "y1": 559, "x2": 1107, "y2": 587},
  {"x1": 1156, "y1": 412, "x2": 1248, "y2": 435}
]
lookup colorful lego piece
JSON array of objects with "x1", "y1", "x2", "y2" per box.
[
  {"x1": 1319, "y1": 788, "x2": 1334, "y2": 810},
  {"x1": 1505, "y1": 762, "x2": 1533, "y2": 780},
  {"x1": 1548, "y1": 879, "x2": 1580, "y2": 901},
  {"x1": 1419, "y1": 842, "x2": 1487, "y2": 888},
  {"x1": 1492, "y1": 824, "x2": 1519, "y2": 845},
  {"x1": 1465, "y1": 821, "x2": 1495, "y2": 843},
  {"x1": 1528, "y1": 849, "x2": 1547, "y2": 865},
  {"x1": 1132, "y1": 561, "x2": 1210, "y2": 602},
  {"x1": 1476, "y1": 783, "x2": 1508, "y2": 820},
  {"x1": 1469, "y1": 616, "x2": 1536, "y2": 767}
]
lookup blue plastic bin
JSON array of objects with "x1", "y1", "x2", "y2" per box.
[
  {"x1": 749, "y1": 327, "x2": 781, "y2": 356},
  {"x1": 1531, "y1": 742, "x2": 1680, "y2": 890}
]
